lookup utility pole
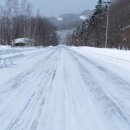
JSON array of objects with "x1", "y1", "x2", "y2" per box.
[{"x1": 104, "y1": 0, "x2": 111, "y2": 48}]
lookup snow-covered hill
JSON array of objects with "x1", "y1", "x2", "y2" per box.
[{"x1": 49, "y1": 10, "x2": 92, "y2": 30}]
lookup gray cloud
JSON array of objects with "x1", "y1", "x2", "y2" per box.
[
  {"x1": 0, "y1": 0, "x2": 98, "y2": 17},
  {"x1": 28, "y1": 0, "x2": 97, "y2": 17}
]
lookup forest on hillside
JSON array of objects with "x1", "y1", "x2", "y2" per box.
[
  {"x1": 70, "y1": 0, "x2": 130, "y2": 49},
  {"x1": 0, "y1": 0, "x2": 58, "y2": 46}
]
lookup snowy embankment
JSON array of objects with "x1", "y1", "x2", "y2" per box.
[
  {"x1": 0, "y1": 45, "x2": 130, "y2": 130},
  {"x1": 71, "y1": 46, "x2": 130, "y2": 82},
  {"x1": 0, "y1": 46, "x2": 49, "y2": 86},
  {"x1": 0, "y1": 46, "x2": 37, "y2": 67}
]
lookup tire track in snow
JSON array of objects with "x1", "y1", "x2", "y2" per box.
[
  {"x1": 25, "y1": 47, "x2": 54, "y2": 61},
  {"x1": 28, "y1": 48, "x2": 61, "y2": 130},
  {"x1": 0, "y1": 47, "x2": 56, "y2": 95},
  {"x1": 0, "y1": 48, "x2": 59, "y2": 129},
  {"x1": 0, "y1": 46, "x2": 130, "y2": 130},
  {"x1": 4, "y1": 47, "x2": 61, "y2": 130},
  {"x1": 69, "y1": 48, "x2": 130, "y2": 88},
  {"x1": 67, "y1": 48, "x2": 130, "y2": 130}
]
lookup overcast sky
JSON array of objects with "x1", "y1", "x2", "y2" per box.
[
  {"x1": 29, "y1": 0, "x2": 98, "y2": 17},
  {"x1": 1, "y1": 0, "x2": 98, "y2": 17}
]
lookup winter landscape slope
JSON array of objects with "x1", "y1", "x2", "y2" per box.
[
  {"x1": 49, "y1": 10, "x2": 92, "y2": 30},
  {"x1": 0, "y1": 45, "x2": 130, "y2": 130}
]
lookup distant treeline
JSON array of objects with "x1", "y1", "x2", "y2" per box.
[
  {"x1": 70, "y1": 0, "x2": 130, "y2": 49},
  {"x1": 0, "y1": 0, "x2": 58, "y2": 46}
]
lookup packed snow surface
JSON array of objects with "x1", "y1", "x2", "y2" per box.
[{"x1": 0, "y1": 45, "x2": 130, "y2": 130}]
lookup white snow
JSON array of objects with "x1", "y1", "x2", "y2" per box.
[
  {"x1": 0, "y1": 45, "x2": 130, "y2": 130},
  {"x1": 80, "y1": 15, "x2": 87, "y2": 21},
  {"x1": 11, "y1": 38, "x2": 36, "y2": 46},
  {"x1": 122, "y1": 25, "x2": 130, "y2": 30},
  {"x1": 57, "y1": 17, "x2": 63, "y2": 21}
]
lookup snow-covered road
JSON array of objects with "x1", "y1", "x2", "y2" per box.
[{"x1": 0, "y1": 46, "x2": 130, "y2": 130}]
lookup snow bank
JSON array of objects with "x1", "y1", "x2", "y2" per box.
[{"x1": 71, "y1": 46, "x2": 130, "y2": 83}]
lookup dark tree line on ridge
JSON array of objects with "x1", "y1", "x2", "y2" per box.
[
  {"x1": 70, "y1": 0, "x2": 130, "y2": 49},
  {"x1": 0, "y1": 0, "x2": 58, "y2": 46}
]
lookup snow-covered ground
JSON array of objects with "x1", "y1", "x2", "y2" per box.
[{"x1": 0, "y1": 45, "x2": 130, "y2": 130}]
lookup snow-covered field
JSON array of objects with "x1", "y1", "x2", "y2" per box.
[{"x1": 0, "y1": 45, "x2": 130, "y2": 130}]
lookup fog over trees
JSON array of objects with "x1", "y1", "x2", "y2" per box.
[{"x1": 0, "y1": 0, "x2": 58, "y2": 46}]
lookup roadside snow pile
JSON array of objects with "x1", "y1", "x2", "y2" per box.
[
  {"x1": 0, "y1": 46, "x2": 14, "y2": 67},
  {"x1": 0, "y1": 46, "x2": 37, "y2": 68},
  {"x1": 0, "y1": 58, "x2": 13, "y2": 67},
  {"x1": 71, "y1": 46, "x2": 130, "y2": 82},
  {"x1": 0, "y1": 45, "x2": 49, "y2": 68},
  {"x1": 76, "y1": 47, "x2": 130, "y2": 61}
]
